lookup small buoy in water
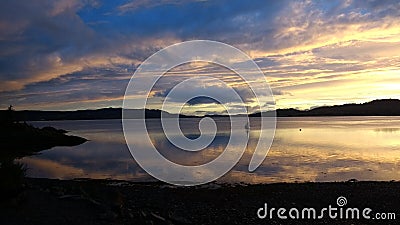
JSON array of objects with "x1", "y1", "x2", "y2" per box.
[{"x1": 299, "y1": 129, "x2": 302, "y2": 131}]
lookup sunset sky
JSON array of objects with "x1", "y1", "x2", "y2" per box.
[{"x1": 1, "y1": 0, "x2": 400, "y2": 114}]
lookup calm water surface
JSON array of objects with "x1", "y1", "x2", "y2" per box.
[{"x1": 20, "y1": 117, "x2": 400, "y2": 183}]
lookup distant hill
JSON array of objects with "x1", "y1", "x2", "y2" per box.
[
  {"x1": 0, "y1": 108, "x2": 192, "y2": 121},
  {"x1": 274, "y1": 99, "x2": 400, "y2": 117},
  {"x1": 215, "y1": 99, "x2": 400, "y2": 117},
  {"x1": 1, "y1": 99, "x2": 399, "y2": 121}
]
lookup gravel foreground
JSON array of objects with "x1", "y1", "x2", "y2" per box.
[{"x1": 1, "y1": 178, "x2": 399, "y2": 225}]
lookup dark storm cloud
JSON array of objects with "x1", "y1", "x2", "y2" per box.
[
  {"x1": 0, "y1": 0, "x2": 99, "y2": 78},
  {"x1": 153, "y1": 81, "x2": 260, "y2": 105},
  {"x1": 186, "y1": 97, "x2": 220, "y2": 106}
]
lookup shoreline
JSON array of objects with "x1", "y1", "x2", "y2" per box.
[{"x1": 1, "y1": 178, "x2": 399, "y2": 224}]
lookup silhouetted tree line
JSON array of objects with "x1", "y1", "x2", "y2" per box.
[{"x1": 1, "y1": 105, "x2": 15, "y2": 125}]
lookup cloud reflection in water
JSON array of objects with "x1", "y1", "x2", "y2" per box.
[{"x1": 19, "y1": 117, "x2": 400, "y2": 183}]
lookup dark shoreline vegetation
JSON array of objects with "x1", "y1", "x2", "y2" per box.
[
  {"x1": 0, "y1": 122, "x2": 87, "y2": 159},
  {"x1": 0, "y1": 99, "x2": 399, "y2": 121},
  {"x1": 0, "y1": 106, "x2": 87, "y2": 203},
  {"x1": 0, "y1": 119, "x2": 87, "y2": 159}
]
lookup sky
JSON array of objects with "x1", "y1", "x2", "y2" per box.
[{"x1": 1, "y1": 0, "x2": 400, "y2": 114}]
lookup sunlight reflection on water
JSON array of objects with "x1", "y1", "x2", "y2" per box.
[{"x1": 19, "y1": 117, "x2": 400, "y2": 184}]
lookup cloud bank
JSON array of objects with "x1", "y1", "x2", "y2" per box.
[{"x1": 1, "y1": 0, "x2": 400, "y2": 112}]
